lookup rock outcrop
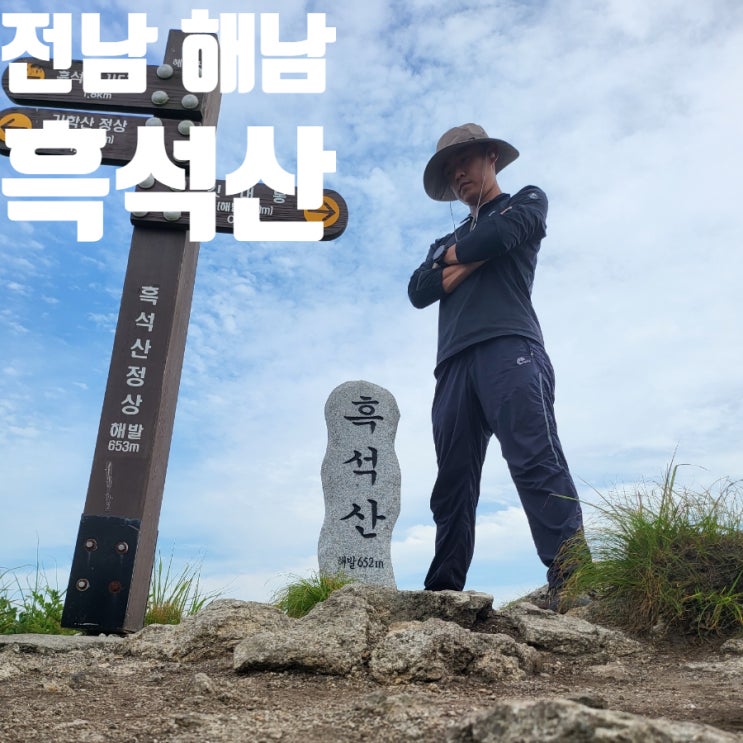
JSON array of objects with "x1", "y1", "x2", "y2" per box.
[
  {"x1": 2, "y1": 584, "x2": 740, "y2": 742},
  {"x1": 231, "y1": 584, "x2": 641, "y2": 678}
]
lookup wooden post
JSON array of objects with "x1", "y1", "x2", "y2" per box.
[
  {"x1": 57, "y1": 34, "x2": 222, "y2": 634},
  {"x1": 61, "y1": 227, "x2": 204, "y2": 633},
  {"x1": 1, "y1": 28, "x2": 347, "y2": 633}
]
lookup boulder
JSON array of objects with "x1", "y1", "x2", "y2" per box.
[
  {"x1": 0, "y1": 634, "x2": 122, "y2": 654},
  {"x1": 496, "y1": 602, "x2": 643, "y2": 657},
  {"x1": 682, "y1": 657, "x2": 743, "y2": 680},
  {"x1": 370, "y1": 618, "x2": 538, "y2": 683},
  {"x1": 447, "y1": 698, "x2": 740, "y2": 742},
  {"x1": 234, "y1": 584, "x2": 387, "y2": 675},
  {"x1": 720, "y1": 638, "x2": 743, "y2": 655},
  {"x1": 124, "y1": 598, "x2": 291, "y2": 661}
]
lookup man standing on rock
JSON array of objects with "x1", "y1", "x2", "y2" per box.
[{"x1": 408, "y1": 123, "x2": 588, "y2": 609}]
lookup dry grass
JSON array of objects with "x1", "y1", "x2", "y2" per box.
[{"x1": 561, "y1": 461, "x2": 743, "y2": 636}]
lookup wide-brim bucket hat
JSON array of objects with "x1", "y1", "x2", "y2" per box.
[{"x1": 423, "y1": 123, "x2": 519, "y2": 201}]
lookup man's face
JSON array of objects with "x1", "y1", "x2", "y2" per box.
[{"x1": 443, "y1": 144, "x2": 497, "y2": 205}]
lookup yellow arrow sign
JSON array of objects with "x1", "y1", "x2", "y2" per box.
[
  {"x1": 26, "y1": 62, "x2": 46, "y2": 79},
  {"x1": 304, "y1": 196, "x2": 341, "y2": 228},
  {"x1": 0, "y1": 112, "x2": 33, "y2": 143}
]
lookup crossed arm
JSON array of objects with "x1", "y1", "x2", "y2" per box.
[
  {"x1": 439, "y1": 244, "x2": 486, "y2": 293},
  {"x1": 407, "y1": 242, "x2": 486, "y2": 308},
  {"x1": 408, "y1": 188, "x2": 547, "y2": 309}
]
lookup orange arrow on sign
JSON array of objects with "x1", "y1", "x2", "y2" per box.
[
  {"x1": 0, "y1": 112, "x2": 32, "y2": 143},
  {"x1": 304, "y1": 196, "x2": 340, "y2": 228}
]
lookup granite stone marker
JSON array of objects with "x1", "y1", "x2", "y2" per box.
[{"x1": 319, "y1": 381, "x2": 400, "y2": 587}]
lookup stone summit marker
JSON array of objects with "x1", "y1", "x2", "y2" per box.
[{"x1": 319, "y1": 381, "x2": 400, "y2": 587}]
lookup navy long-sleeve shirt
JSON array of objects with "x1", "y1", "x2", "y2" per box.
[{"x1": 408, "y1": 186, "x2": 548, "y2": 369}]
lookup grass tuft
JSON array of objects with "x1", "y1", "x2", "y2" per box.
[
  {"x1": 271, "y1": 571, "x2": 355, "y2": 618},
  {"x1": 1, "y1": 550, "x2": 220, "y2": 633},
  {"x1": 561, "y1": 460, "x2": 743, "y2": 636},
  {"x1": 144, "y1": 551, "x2": 220, "y2": 626}
]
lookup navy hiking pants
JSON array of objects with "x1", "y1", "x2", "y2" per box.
[{"x1": 424, "y1": 335, "x2": 584, "y2": 592}]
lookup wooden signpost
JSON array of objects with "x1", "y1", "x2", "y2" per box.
[
  {"x1": 2, "y1": 55, "x2": 213, "y2": 119},
  {"x1": 129, "y1": 180, "x2": 348, "y2": 241},
  {"x1": 0, "y1": 106, "x2": 191, "y2": 165},
  {"x1": 1, "y1": 29, "x2": 347, "y2": 634}
]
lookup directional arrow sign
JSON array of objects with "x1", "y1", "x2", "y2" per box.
[
  {"x1": 0, "y1": 110, "x2": 32, "y2": 143},
  {"x1": 0, "y1": 106, "x2": 192, "y2": 165},
  {"x1": 130, "y1": 180, "x2": 348, "y2": 241},
  {"x1": 304, "y1": 195, "x2": 343, "y2": 229},
  {"x1": 1, "y1": 32, "x2": 213, "y2": 121}
]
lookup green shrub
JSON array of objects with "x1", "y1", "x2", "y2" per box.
[
  {"x1": 0, "y1": 595, "x2": 17, "y2": 633},
  {"x1": 0, "y1": 566, "x2": 75, "y2": 635},
  {"x1": 561, "y1": 461, "x2": 743, "y2": 636},
  {"x1": 14, "y1": 586, "x2": 73, "y2": 635},
  {"x1": 272, "y1": 571, "x2": 355, "y2": 618}
]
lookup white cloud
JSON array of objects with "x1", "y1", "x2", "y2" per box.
[{"x1": 1, "y1": 0, "x2": 742, "y2": 608}]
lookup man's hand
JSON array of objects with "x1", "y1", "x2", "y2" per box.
[
  {"x1": 443, "y1": 244, "x2": 459, "y2": 265},
  {"x1": 442, "y1": 260, "x2": 487, "y2": 293},
  {"x1": 437, "y1": 242, "x2": 486, "y2": 293}
]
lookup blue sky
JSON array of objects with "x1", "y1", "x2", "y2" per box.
[{"x1": 2, "y1": 0, "x2": 742, "y2": 608}]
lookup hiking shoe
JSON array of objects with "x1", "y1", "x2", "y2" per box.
[{"x1": 542, "y1": 589, "x2": 593, "y2": 613}]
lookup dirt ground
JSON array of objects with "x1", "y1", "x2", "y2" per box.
[{"x1": 1, "y1": 614, "x2": 742, "y2": 742}]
